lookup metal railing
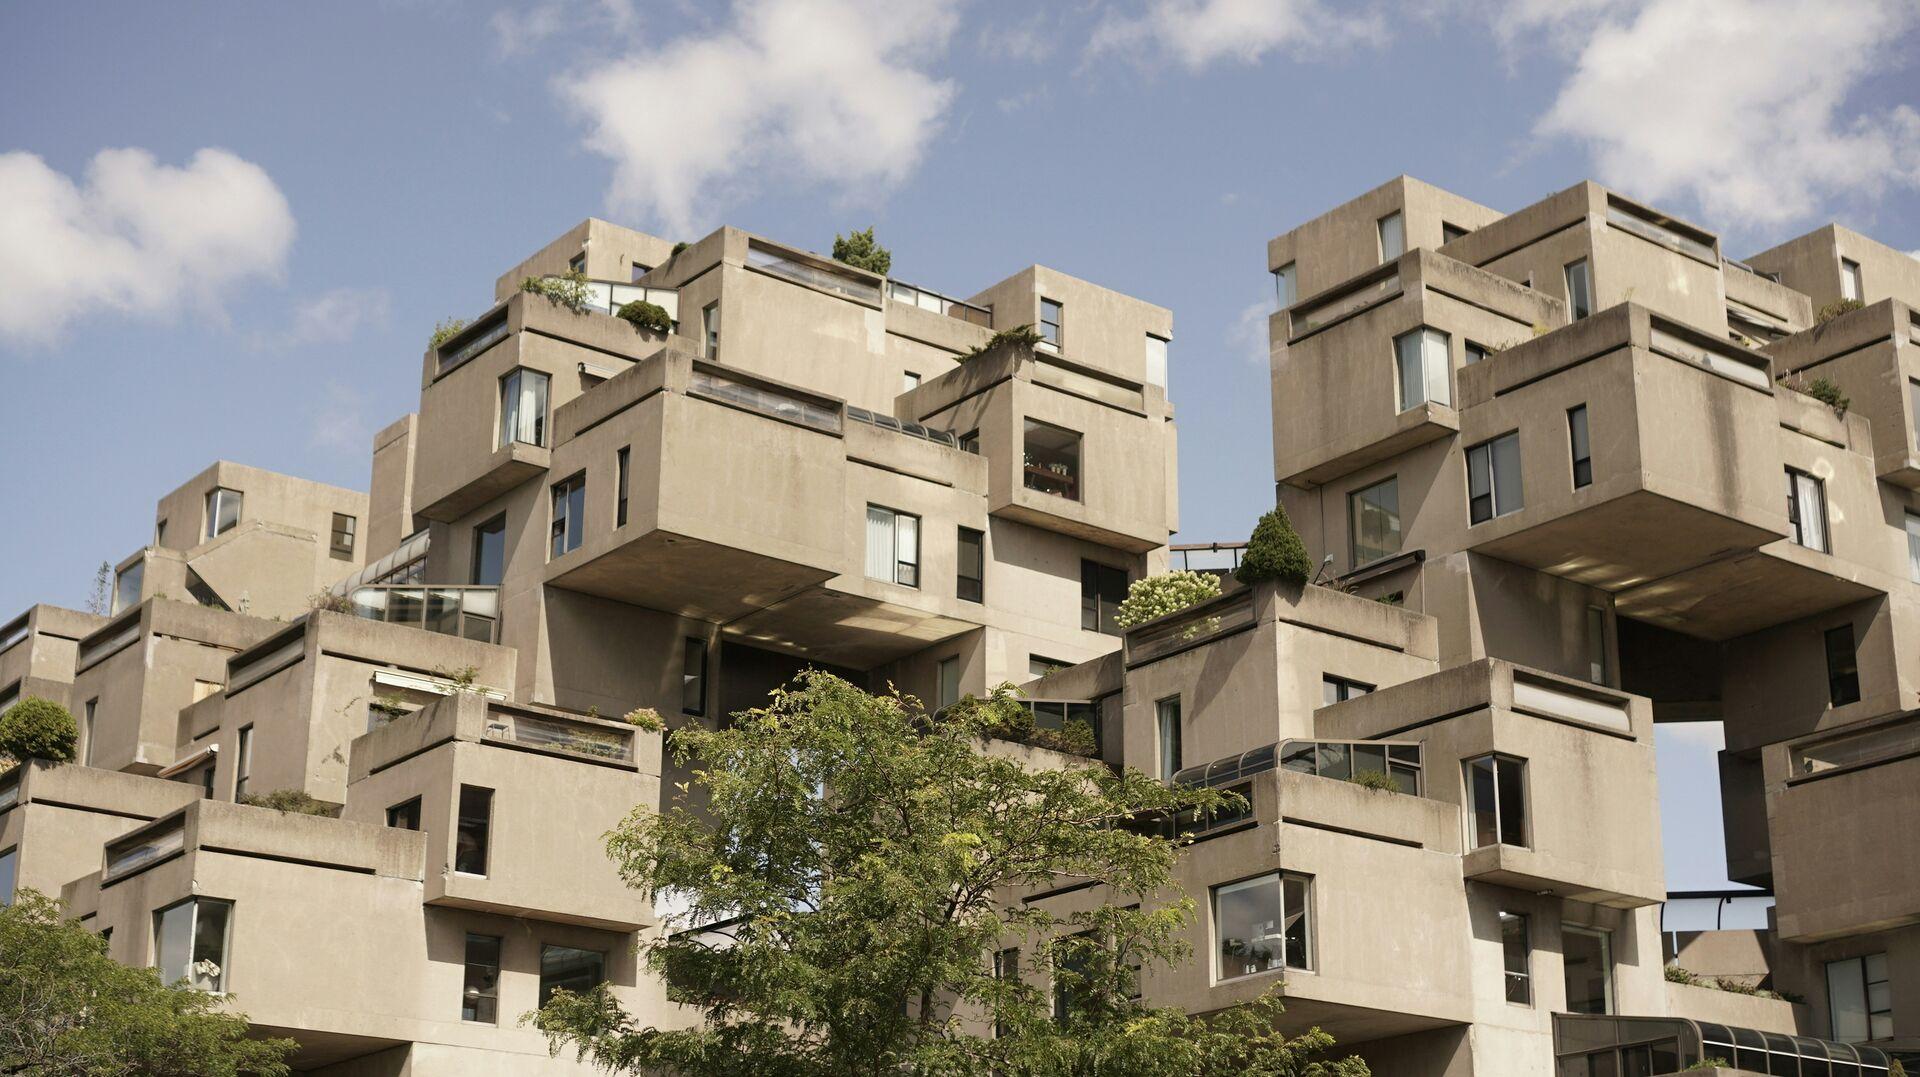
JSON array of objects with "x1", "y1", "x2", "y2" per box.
[
  {"x1": 689, "y1": 367, "x2": 842, "y2": 434},
  {"x1": 846, "y1": 406, "x2": 974, "y2": 452},
  {"x1": 347, "y1": 585, "x2": 500, "y2": 644},
  {"x1": 745, "y1": 242, "x2": 882, "y2": 305}
]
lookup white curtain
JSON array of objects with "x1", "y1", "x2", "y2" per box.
[{"x1": 865, "y1": 506, "x2": 894, "y2": 581}]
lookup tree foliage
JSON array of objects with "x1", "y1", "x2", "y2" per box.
[
  {"x1": 831, "y1": 226, "x2": 891, "y2": 275},
  {"x1": 530, "y1": 671, "x2": 1365, "y2": 1076},
  {"x1": 1113, "y1": 570, "x2": 1222, "y2": 630},
  {"x1": 0, "y1": 697, "x2": 78, "y2": 766},
  {"x1": 1236, "y1": 505, "x2": 1315, "y2": 587},
  {"x1": 0, "y1": 889, "x2": 296, "y2": 1076}
]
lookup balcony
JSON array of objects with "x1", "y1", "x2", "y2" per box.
[
  {"x1": 346, "y1": 584, "x2": 500, "y2": 643},
  {"x1": 886, "y1": 278, "x2": 992, "y2": 327},
  {"x1": 0, "y1": 761, "x2": 201, "y2": 901},
  {"x1": 1765, "y1": 299, "x2": 1920, "y2": 489}
]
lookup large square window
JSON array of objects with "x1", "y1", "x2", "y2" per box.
[
  {"x1": 1023, "y1": 420, "x2": 1081, "y2": 501},
  {"x1": 204, "y1": 488, "x2": 243, "y2": 541},
  {"x1": 153, "y1": 897, "x2": 232, "y2": 993},
  {"x1": 865, "y1": 505, "x2": 920, "y2": 587},
  {"x1": 1466, "y1": 753, "x2": 1527, "y2": 848},
  {"x1": 1080, "y1": 560, "x2": 1128, "y2": 634},
  {"x1": 1826, "y1": 952, "x2": 1891, "y2": 1042},
  {"x1": 1787, "y1": 468, "x2": 1828, "y2": 552},
  {"x1": 499, "y1": 368, "x2": 550, "y2": 448},
  {"x1": 1394, "y1": 327, "x2": 1451, "y2": 410},
  {"x1": 1467, "y1": 433, "x2": 1523, "y2": 524},
  {"x1": 540, "y1": 945, "x2": 607, "y2": 1005},
  {"x1": 1213, "y1": 872, "x2": 1311, "y2": 980},
  {"x1": 1348, "y1": 477, "x2": 1401, "y2": 567},
  {"x1": 550, "y1": 473, "x2": 587, "y2": 559}
]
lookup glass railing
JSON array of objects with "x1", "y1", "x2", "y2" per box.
[
  {"x1": 745, "y1": 242, "x2": 882, "y2": 305},
  {"x1": 482, "y1": 710, "x2": 633, "y2": 762},
  {"x1": 689, "y1": 367, "x2": 842, "y2": 434},
  {"x1": 1169, "y1": 542, "x2": 1246, "y2": 574},
  {"x1": 1288, "y1": 271, "x2": 1401, "y2": 337},
  {"x1": 887, "y1": 280, "x2": 992, "y2": 327},
  {"x1": 436, "y1": 311, "x2": 510, "y2": 374},
  {"x1": 1605, "y1": 200, "x2": 1716, "y2": 263},
  {"x1": 348, "y1": 585, "x2": 499, "y2": 643},
  {"x1": 1124, "y1": 590, "x2": 1257, "y2": 666},
  {"x1": 580, "y1": 281, "x2": 680, "y2": 324},
  {"x1": 846, "y1": 406, "x2": 974, "y2": 452},
  {"x1": 104, "y1": 816, "x2": 186, "y2": 880},
  {"x1": 1280, "y1": 739, "x2": 1423, "y2": 795}
]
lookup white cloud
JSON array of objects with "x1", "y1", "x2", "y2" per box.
[
  {"x1": 1087, "y1": 0, "x2": 1383, "y2": 70},
  {"x1": 265, "y1": 287, "x2": 392, "y2": 350},
  {"x1": 1655, "y1": 721, "x2": 1725, "y2": 753},
  {"x1": 556, "y1": 0, "x2": 959, "y2": 236},
  {"x1": 1535, "y1": 0, "x2": 1920, "y2": 228},
  {"x1": 491, "y1": 0, "x2": 638, "y2": 56},
  {"x1": 1230, "y1": 296, "x2": 1277, "y2": 365},
  {"x1": 0, "y1": 147, "x2": 295, "y2": 346},
  {"x1": 308, "y1": 381, "x2": 375, "y2": 455}
]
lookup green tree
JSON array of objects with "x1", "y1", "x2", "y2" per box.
[
  {"x1": 1236, "y1": 505, "x2": 1315, "y2": 587},
  {"x1": 1113, "y1": 570, "x2": 1223, "y2": 629},
  {"x1": 0, "y1": 697, "x2": 79, "y2": 766},
  {"x1": 831, "y1": 226, "x2": 891, "y2": 275},
  {"x1": 0, "y1": 890, "x2": 296, "y2": 1075},
  {"x1": 530, "y1": 671, "x2": 1365, "y2": 1076}
]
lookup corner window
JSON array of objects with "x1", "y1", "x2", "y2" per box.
[
  {"x1": 499, "y1": 368, "x2": 550, "y2": 448},
  {"x1": 1322, "y1": 676, "x2": 1373, "y2": 705},
  {"x1": 1786, "y1": 468, "x2": 1828, "y2": 552},
  {"x1": 550, "y1": 473, "x2": 587, "y2": 559},
  {"x1": 1348, "y1": 476, "x2": 1402, "y2": 567},
  {"x1": 1394, "y1": 327, "x2": 1451, "y2": 410},
  {"x1": 956, "y1": 527, "x2": 984, "y2": 603},
  {"x1": 463, "y1": 934, "x2": 502, "y2": 1023},
  {"x1": 113, "y1": 561, "x2": 144, "y2": 615},
  {"x1": 1442, "y1": 221, "x2": 1469, "y2": 243},
  {"x1": 1466, "y1": 753, "x2": 1527, "y2": 848},
  {"x1": 1500, "y1": 911, "x2": 1531, "y2": 1005},
  {"x1": 630, "y1": 262, "x2": 651, "y2": 283},
  {"x1": 1824, "y1": 624, "x2": 1860, "y2": 707},
  {"x1": 153, "y1": 897, "x2": 232, "y2": 993},
  {"x1": 864, "y1": 505, "x2": 920, "y2": 587},
  {"x1": 455, "y1": 785, "x2": 492, "y2": 876},
  {"x1": 387, "y1": 797, "x2": 422, "y2": 831},
  {"x1": 329, "y1": 513, "x2": 357, "y2": 560},
  {"x1": 1080, "y1": 560, "x2": 1128, "y2": 634},
  {"x1": 1155, "y1": 697, "x2": 1182, "y2": 782},
  {"x1": 1563, "y1": 926, "x2": 1614, "y2": 1015},
  {"x1": 1029, "y1": 655, "x2": 1068, "y2": 679},
  {"x1": 204, "y1": 488, "x2": 243, "y2": 540},
  {"x1": 1840, "y1": 257, "x2": 1863, "y2": 302},
  {"x1": 471, "y1": 515, "x2": 506, "y2": 586},
  {"x1": 1826, "y1": 952, "x2": 1891, "y2": 1043},
  {"x1": 1023, "y1": 419, "x2": 1081, "y2": 501},
  {"x1": 703, "y1": 302, "x2": 720, "y2": 358},
  {"x1": 1467, "y1": 432, "x2": 1524, "y2": 525},
  {"x1": 682, "y1": 637, "x2": 708, "y2": 716},
  {"x1": 1568, "y1": 405, "x2": 1592, "y2": 488},
  {"x1": 1565, "y1": 258, "x2": 1593, "y2": 320},
  {"x1": 1464, "y1": 340, "x2": 1489, "y2": 365},
  {"x1": 1377, "y1": 211, "x2": 1405, "y2": 261},
  {"x1": 1213, "y1": 872, "x2": 1312, "y2": 980},
  {"x1": 1039, "y1": 298, "x2": 1062, "y2": 346},
  {"x1": 616, "y1": 447, "x2": 630, "y2": 528},
  {"x1": 1274, "y1": 262, "x2": 1297, "y2": 308},
  {"x1": 901, "y1": 371, "x2": 920, "y2": 393},
  {"x1": 1144, "y1": 334, "x2": 1168, "y2": 389},
  {"x1": 233, "y1": 725, "x2": 253, "y2": 801},
  {"x1": 540, "y1": 945, "x2": 606, "y2": 1006},
  {"x1": 937, "y1": 656, "x2": 961, "y2": 709}
]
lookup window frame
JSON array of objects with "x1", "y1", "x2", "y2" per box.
[
  {"x1": 549, "y1": 472, "x2": 587, "y2": 560},
  {"x1": 682, "y1": 637, "x2": 708, "y2": 716},
  {"x1": 0, "y1": 846, "x2": 16, "y2": 906},
  {"x1": 1211, "y1": 870, "x2": 1314, "y2": 982},
  {"x1": 1348, "y1": 476, "x2": 1402, "y2": 567},
  {"x1": 454, "y1": 785, "x2": 493, "y2": 877},
  {"x1": 1906, "y1": 511, "x2": 1920, "y2": 583},
  {"x1": 1825, "y1": 952, "x2": 1892, "y2": 1043},
  {"x1": 703, "y1": 301, "x2": 720, "y2": 358},
  {"x1": 865, "y1": 505, "x2": 921, "y2": 588},
  {"x1": 1080, "y1": 559, "x2": 1129, "y2": 634},
  {"x1": 386, "y1": 797, "x2": 422, "y2": 831},
  {"x1": 1022, "y1": 418, "x2": 1082, "y2": 502},
  {"x1": 233, "y1": 724, "x2": 253, "y2": 801},
  {"x1": 1039, "y1": 297, "x2": 1063, "y2": 346},
  {"x1": 615, "y1": 446, "x2": 630, "y2": 528},
  {"x1": 1144, "y1": 333, "x2": 1169, "y2": 388},
  {"x1": 1786, "y1": 467, "x2": 1829, "y2": 553},
  {"x1": 1274, "y1": 262, "x2": 1296, "y2": 308},
  {"x1": 1465, "y1": 752, "x2": 1528, "y2": 849},
  {"x1": 329, "y1": 513, "x2": 357, "y2": 560},
  {"x1": 937, "y1": 656, "x2": 961, "y2": 710},
  {"x1": 204, "y1": 487, "x2": 243, "y2": 541},
  {"x1": 1499, "y1": 910, "x2": 1532, "y2": 1006},
  {"x1": 463, "y1": 933, "x2": 503, "y2": 1024},
  {"x1": 471, "y1": 514, "x2": 507, "y2": 586},
  {"x1": 1586, "y1": 605, "x2": 1610, "y2": 685},
  {"x1": 539, "y1": 944, "x2": 608, "y2": 1007},
  {"x1": 1394, "y1": 326, "x2": 1452, "y2": 411},
  {"x1": 956, "y1": 526, "x2": 984, "y2": 603},
  {"x1": 498, "y1": 367, "x2": 551, "y2": 449},
  {"x1": 1466, "y1": 432, "x2": 1524, "y2": 525},
  {"x1": 152, "y1": 896, "x2": 233, "y2": 994},
  {"x1": 1562, "y1": 924, "x2": 1615, "y2": 1015},
  {"x1": 1322, "y1": 675, "x2": 1374, "y2": 706},
  {"x1": 1568, "y1": 405, "x2": 1592, "y2": 489},
  {"x1": 1155, "y1": 696, "x2": 1182, "y2": 782},
  {"x1": 1565, "y1": 258, "x2": 1593, "y2": 320},
  {"x1": 1840, "y1": 257, "x2": 1863, "y2": 302},
  {"x1": 1377, "y1": 211, "x2": 1405, "y2": 261},
  {"x1": 1824, "y1": 623, "x2": 1860, "y2": 707}
]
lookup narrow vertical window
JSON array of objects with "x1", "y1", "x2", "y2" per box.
[
  {"x1": 1564, "y1": 258, "x2": 1593, "y2": 320},
  {"x1": 1377, "y1": 211, "x2": 1405, "y2": 261},
  {"x1": 329, "y1": 513, "x2": 357, "y2": 560},
  {"x1": 1824, "y1": 624, "x2": 1860, "y2": 706},
  {"x1": 864, "y1": 506, "x2": 919, "y2": 587},
  {"x1": 471, "y1": 514, "x2": 506, "y2": 586},
  {"x1": 233, "y1": 725, "x2": 253, "y2": 801},
  {"x1": 1039, "y1": 298, "x2": 1063, "y2": 347},
  {"x1": 463, "y1": 934, "x2": 502, "y2": 1023},
  {"x1": 1467, "y1": 433, "x2": 1524, "y2": 524},
  {"x1": 1905, "y1": 512, "x2": 1920, "y2": 583},
  {"x1": 204, "y1": 488, "x2": 243, "y2": 540},
  {"x1": 1586, "y1": 606, "x2": 1609, "y2": 685},
  {"x1": 1394, "y1": 327, "x2": 1451, "y2": 409},
  {"x1": 1840, "y1": 257, "x2": 1863, "y2": 302},
  {"x1": 1499, "y1": 911, "x2": 1531, "y2": 1005},
  {"x1": 993, "y1": 947, "x2": 1020, "y2": 1038},
  {"x1": 703, "y1": 301, "x2": 720, "y2": 358},
  {"x1": 1563, "y1": 926, "x2": 1614, "y2": 1015},
  {"x1": 1080, "y1": 560, "x2": 1129, "y2": 634},
  {"x1": 1466, "y1": 754, "x2": 1527, "y2": 847},
  {"x1": 83, "y1": 699, "x2": 98, "y2": 767},
  {"x1": 1274, "y1": 262, "x2": 1296, "y2": 308},
  {"x1": 455, "y1": 785, "x2": 492, "y2": 876},
  {"x1": 550, "y1": 473, "x2": 587, "y2": 558},
  {"x1": 1786, "y1": 468, "x2": 1828, "y2": 552},
  {"x1": 0, "y1": 848, "x2": 16, "y2": 906},
  {"x1": 937, "y1": 656, "x2": 960, "y2": 709},
  {"x1": 1144, "y1": 334, "x2": 1169, "y2": 389},
  {"x1": 682, "y1": 637, "x2": 708, "y2": 716},
  {"x1": 1568, "y1": 405, "x2": 1592, "y2": 488},
  {"x1": 1348, "y1": 477, "x2": 1402, "y2": 566},
  {"x1": 1155, "y1": 697, "x2": 1182, "y2": 782},
  {"x1": 498, "y1": 368, "x2": 550, "y2": 448},
  {"x1": 956, "y1": 527, "x2": 984, "y2": 603},
  {"x1": 615, "y1": 447, "x2": 630, "y2": 528}
]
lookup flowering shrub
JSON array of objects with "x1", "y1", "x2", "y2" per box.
[{"x1": 1113, "y1": 570, "x2": 1222, "y2": 630}]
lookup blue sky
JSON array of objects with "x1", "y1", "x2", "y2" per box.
[{"x1": 3, "y1": 0, "x2": 1918, "y2": 890}]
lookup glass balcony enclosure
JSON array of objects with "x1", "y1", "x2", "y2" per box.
[
  {"x1": 887, "y1": 279, "x2": 991, "y2": 327},
  {"x1": 1280, "y1": 739, "x2": 1423, "y2": 794},
  {"x1": 348, "y1": 585, "x2": 499, "y2": 643},
  {"x1": 688, "y1": 366, "x2": 841, "y2": 435},
  {"x1": 1552, "y1": 1013, "x2": 1897, "y2": 1076},
  {"x1": 745, "y1": 240, "x2": 882, "y2": 306},
  {"x1": 481, "y1": 709, "x2": 633, "y2": 762}
]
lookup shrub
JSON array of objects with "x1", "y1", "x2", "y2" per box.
[
  {"x1": 1684, "y1": 1059, "x2": 1731, "y2": 1072},
  {"x1": 623, "y1": 707, "x2": 665, "y2": 732},
  {"x1": 1804, "y1": 376, "x2": 1850, "y2": 415},
  {"x1": 308, "y1": 591, "x2": 355, "y2": 613},
  {"x1": 831, "y1": 226, "x2": 891, "y2": 275},
  {"x1": 670, "y1": 241, "x2": 690, "y2": 256},
  {"x1": 963, "y1": 324, "x2": 1043, "y2": 359},
  {"x1": 1349, "y1": 769, "x2": 1398, "y2": 793},
  {"x1": 946, "y1": 684, "x2": 1098, "y2": 758},
  {"x1": 521, "y1": 269, "x2": 595, "y2": 314},
  {"x1": 428, "y1": 317, "x2": 467, "y2": 349},
  {"x1": 1236, "y1": 505, "x2": 1315, "y2": 587},
  {"x1": 1664, "y1": 964, "x2": 1700, "y2": 985},
  {"x1": 1113, "y1": 570, "x2": 1222, "y2": 629},
  {"x1": 1817, "y1": 298, "x2": 1864, "y2": 323},
  {"x1": 0, "y1": 698, "x2": 79, "y2": 764},
  {"x1": 238, "y1": 789, "x2": 336, "y2": 816},
  {"x1": 616, "y1": 299, "x2": 672, "y2": 334}
]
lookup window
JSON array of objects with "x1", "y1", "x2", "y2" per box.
[
  {"x1": 153, "y1": 897, "x2": 231, "y2": 992},
  {"x1": 1786, "y1": 468, "x2": 1828, "y2": 552},
  {"x1": 1395, "y1": 327, "x2": 1451, "y2": 409},
  {"x1": 958, "y1": 429, "x2": 980, "y2": 454},
  {"x1": 568, "y1": 252, "x2": 585, "y2": 273},
  {"x1": 463, "y1": 934, "x2": 501, "y2": 1023},
  {"x1": 1500, "y1": 911, "x2": 1531, "y2": 1005},
  {"x1": 1910, "y1": 379, "x2": 1920, "y2": 450},
  {"x1": 1442, "y1": 221, "x2": 1469, "y2": 243},
  {"x1": 540, "y1": 945, "x2": 606, "y2": 1006},
  {"x1": 1145, "y1": 334, "x2": 1169, "y2": 388},
  {"x1": 615, "y1": 447, "x2": 630, "y2": 528},
  {"x1": 1565, "y1": 258, "x2": 1593, "y2": 320},
  {"x1": 1052, "y1": 933, "x2": 1093, "y2": 1024},
  {"x1": 0, "y1": 848, "x2": 15, "y2": 905},
  {"x1": 1080, "y1": 560, "x2": 1129, "y2": 634},
  {"x1": 155, "y1": 518, "x2": 167, "y2": 546},
  {"x1": 703, "y1": 302, "x2": 720, "y2": 357},
  {"x1": 1464, "y1": 340, "x2": 1490, "y2": 365},
  {"x1": 1274, "y1": 262, "x2": 1296, "y2": 308},
  {"x1": 901, "y1": 371, "x2": 920, "y2": 393},
  {"x1": 1039, "y1": 298, "x2": 1062, "y2": 346},
  {"x1": 1826, "y1": 952, "x2": 1891, "y2": 1043},
  {"x1": 1213, "y1": 872, "x2": 1311, "y2": 980},
  {"x1": 1348, "y1": 477, "x2": 1402, "y2": 566},
  {"x1": 993, "y1": 947, "x2": 1019, "y2": 1038},
  {"x1": 1568, "y1": 405, "x2": 1592, "y2": 488},
  {"x1": 1466, "y1": 753, "x2": 1527, "y2": 847},
  {"x1": 630, "y1": 261, "x2": 651, "y2": 282},
  {"x1": 1023, "y1": 419, "x2": 1080, "y2": 500},
  {"x1": 471, "y1": 515, "x2": 506, "y2": 586},
  {"x1": 1155, "y1": 697, "x2": 1182, "y2": 782},
  {"x1": 204, "y1": 488, "x2": 242, "y2": 540},
  {"x1": 1377, "y1": 211, "x2": 1405, "y2": 261},
  {"x1": 1564, "y1": 926, "x2": 1614, "y2": 1015},
  {"x1": 1841, "y1": 257, "x2": 1863, "y2": 302},
  {"x1": 864, "y1": 506, "x2": 920, "y2": 587},
  {"x1": 682, "y1": 637, "x2": 708, "y2": 716},
  {"x1": 330, "y1": 513, "x2": 357, "y2": 560},
  {"x1": 1029, "y1": 655, "x2": 1069, "y2": 679},
  {"x1": 233, "y1": 725, "x2": 253, "y2": 801},
  {"x1": 1467, "y1": 432, "x2": 1524, "y2": 524},
  {"x1": 387, "y1": 797, "x2": 422, "y2": 830},
  {"x1": 498, "y1": 368, "x2": 550, "y2": 448},
  {"x1": 83, "y1": 699, "x2": 97, "y2": 767},
  {"x1": 1586, "y1": 606, "x2": 1609, "y2": 685},
  {"x1": 1907, "y1": 512, "x2": 1920, "y2": 583},
  {"x1": 937, "y1": 656, "x2": 961, "y2": 709},
  {"x1": 1825, "y1": 624, "x2": 1860, "y2": 707},
  {"x1": 550, "y1": 473, "x2": 586, "y2": 559},
  {"x1": 455, "y1": 785, "x2": 492, "y2": 875},
  {"x1": 956, "y1": 527, "x2": 984, "y2": 603},
  {"x1": 113, "y1": 561, "x2": 143, "y2": 615},
  {"x1": 1322, "y1": 676, "x2": 1373, "y2": 705}
]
